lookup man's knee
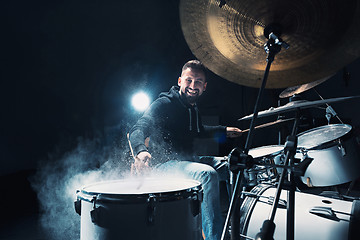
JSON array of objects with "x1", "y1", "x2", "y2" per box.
[{"x1": 200, "y1": 167, "x2": 219, "y2": 186}]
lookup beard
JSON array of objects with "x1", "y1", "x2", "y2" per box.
[{"x1": 180, "y1": 88, "x2": 200, "y2": 105}]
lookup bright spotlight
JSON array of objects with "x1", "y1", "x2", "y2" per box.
[{"x1": 131, "y1": 91, "x2": 150, "y2": 112}]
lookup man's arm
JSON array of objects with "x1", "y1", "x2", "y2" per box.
[
  {"x1": 201, "y1": 125, "x2": 243, "y2": 139},
  {"x1": 128, "y1": 98, "x2": 167, "y2": 172}
]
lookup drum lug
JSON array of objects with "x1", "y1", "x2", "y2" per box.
[
  {"x1": 191, "y1": 190, "x2": 203, "y2": 217},
  {"x1": 90, "y1": 195, "x2": 103, "y2": 225},
  {"x1": 337, "y1": 140, "x2": 346, "y2": 156},
  {"x1": 74, "y1": 190, "x2": 81, "y2": 216},
  {"x1": 147, "y1": 194, "x2": 156, "y2": 225}
]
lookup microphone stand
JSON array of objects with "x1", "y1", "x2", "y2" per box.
[{"x1": 221, "y1": 26, "x2": 289, "y2": 240}]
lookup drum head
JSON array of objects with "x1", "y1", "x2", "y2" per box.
[
  {"x1": 297, "y1": 124, "x2": 352, "y2": 149},
  {"x1": 249, "y1": 145, "x2": 284, "y2": 158},
  {"x1": 81, "y1": 178, "x2": 201, "y2": 195}
]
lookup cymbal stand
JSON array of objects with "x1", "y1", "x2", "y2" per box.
[
  {"x1": 255, "y1": 111, "x2": 300, "y2": 240},
  {"x1": 221, "y1": 26, "x2": 289, "y2": 240}
]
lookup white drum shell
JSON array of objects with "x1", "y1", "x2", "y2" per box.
[
  {"x1": 299, "y1": 137, "x2": 360, "y2": 186},
  {"x1": 297, "y1": 124, "x2": 360, "y2": 186},
  {"x1": 77, "y1": 179, "x2": 202, "y2": 240},
  {"x1": 241, "y1": 185, "x2": 355, "y2": 240}
]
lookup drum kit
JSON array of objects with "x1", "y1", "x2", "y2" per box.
[
  {"x1": 74, "y1": 0, "x2": 360, "y2": 240},
  {"x1": 181, "y1": 0, "x2": 360, "y2": 239}
]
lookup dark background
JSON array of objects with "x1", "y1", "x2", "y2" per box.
[{"x1": 1, "y1": 0, "x2": 360, "y2": 239}]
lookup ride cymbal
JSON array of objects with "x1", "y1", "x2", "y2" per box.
[
  {"x1": 279, "y1": 75, "x2": 333, "y2": 98},
  {"x1": 180, "y1": 0, "x2": 360, "y2": 88}
]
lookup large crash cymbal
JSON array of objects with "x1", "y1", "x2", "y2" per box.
[
  {"x1": 180, "y1": 0, "x2": 360, "y2": 88},
  {"x1": 239, "y1": 96, "x2": 360, "y2": 120}
]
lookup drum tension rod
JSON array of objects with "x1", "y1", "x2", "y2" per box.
[{"x1": 241, "y1": 191, "x2": 287, "y2": 209}]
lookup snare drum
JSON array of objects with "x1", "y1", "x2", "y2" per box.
[
  {"x1": 240, "y1": 184, "x2": 360, "y2": 240},
  {"x1": 248, "y1": 145, "x2": 284, "y2": 183},
  {"x1": 297, "y1": 124, "x2": 360, "y2": 187},
  {"x1": 75, "y1": 178, "x2": 202, "y2": 240}
]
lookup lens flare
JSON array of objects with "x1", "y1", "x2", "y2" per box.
[{"x1": 131, "y1": 92, "x2": 150, "y2": 112}]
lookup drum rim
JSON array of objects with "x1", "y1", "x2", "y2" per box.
[
  {"x1": 77, "y1": 178, "x2": 202, "y2": 203},
  {"x1": 297, "y1": 124, "x2": 352, "y2": 149},
  {"x1": 240, "y1": 184, "x2": 274, "y2": 237}
]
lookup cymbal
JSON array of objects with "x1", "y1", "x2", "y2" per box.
[
  {"x1": 279, "y1": 75, "x2": 333, "y2": 98},
  {"x1": 242, "y1": 118, "x2": 295, "y2": 133},
  {"x1": 180, "y1": 0, "x2": 360, "y2": 88},
  {"x1": 239, "y1": 96, "x2": 360, "y2": 120}
]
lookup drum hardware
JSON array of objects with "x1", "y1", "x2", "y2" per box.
[
  {"x1": 312, "y1": 88, "x2": 344, "y2": 124},
  {"x1": 74, "y1": 190, "x2": 82, "y2": 215},
  {"x1": 241, "y1": 191, "x2": 287, "y2": 209},
  {"x1": 280, "y1": 80, "x2": 345, "y2": 124},
  {"x1": 147, "y1": 194, "x2": 156, "y2": 225},
  {"x1": 249, "y1": 108, "x2": 302, "y2": 240},
  {"x1": 308, "y1": 206, "x2": 345, "y2": 221},
  {"x1": 255, "y1": 157, "x2": 312, "y2": 178},
  {"x1": 220, "y1": 21, "x2": 295, "y2": 240},
  {"x1": 221, "y1": 23, "x2": 290, "y2": 240},
  {"x1": 224, "y1": 121, "x2": 303, "y2": 240},
  {"x1": 279, "y1": 80, "x2": 345, "y2": 125}
]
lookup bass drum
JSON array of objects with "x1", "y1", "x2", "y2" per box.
[
  {"x1": 240, "y1": 184, "x2": 360, "y2": 240},
  {"x1": 75, "y1": 178, "x2": 202, "y2": 240},
  {"x1": 297, "y1": 124, "x2": 360, "y2": 187}
]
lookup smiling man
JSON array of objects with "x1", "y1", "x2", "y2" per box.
[
  {"x1": 128, "y1": 60, "x2": 242, "y2": 240},
  {"x1": 178, "y1": 63, "x2": 207, "y2": 105}
]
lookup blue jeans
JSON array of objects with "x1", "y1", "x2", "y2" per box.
[{"x1": 155, "y1": 156, "x2": 230, "y2": 240}]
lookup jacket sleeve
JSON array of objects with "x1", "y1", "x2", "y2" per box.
[{"x1": 128, "y1": 98, "x2": 166, "y2": 156}]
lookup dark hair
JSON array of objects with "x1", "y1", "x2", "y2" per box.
[{"x1": 181, "y1": 60, "x2": 208, "y2": 80}]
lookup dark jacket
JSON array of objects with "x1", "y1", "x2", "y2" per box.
[{"x1": 128, "y1": 86, "x2": 226, "y2": 162}]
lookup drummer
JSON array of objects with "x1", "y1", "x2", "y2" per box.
[{"x1": 128, "y1": 59, "x2": 242, "y2": 240}]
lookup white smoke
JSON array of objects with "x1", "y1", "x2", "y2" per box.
[
  {"x1": 31, "y1": 134, "x2": 132, "y2": 240},
  {"x1": 30, "y1": 120, "x2": 197, "y2": 239}
]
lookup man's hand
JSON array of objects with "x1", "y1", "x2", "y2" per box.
[
  {"x1": 226, "y1": 127, "x2": 243, "y2": 138},
  {"x1": 131, "y1": 151, "x2": 152, "y2": 175}
]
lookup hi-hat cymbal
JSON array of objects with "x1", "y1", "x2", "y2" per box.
[
  {"x1": 239, "y1": 96, "x2": 360, "y2": 120},
  {"x1": 279, "y1": 75, "x2": 333, "y2": 98},
  {"x1": 180, "y1": 0, "x2": 360, "y2": 88}
]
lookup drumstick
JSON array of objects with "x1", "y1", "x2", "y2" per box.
[
  {"x1": 242, "y1": 118, "x2": 295, "y2": 132},
  {"x1": 127, "y1": 133, "x2": 146, "y2": 189}
]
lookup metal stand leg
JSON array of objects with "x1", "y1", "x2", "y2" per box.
[{"x1": 221, "y1": 25, "x2": 289, "y2": 240}]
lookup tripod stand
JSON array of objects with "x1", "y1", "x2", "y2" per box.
[{"x1": 221, "y1": 25, "x2": 293, "y2": 240}]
